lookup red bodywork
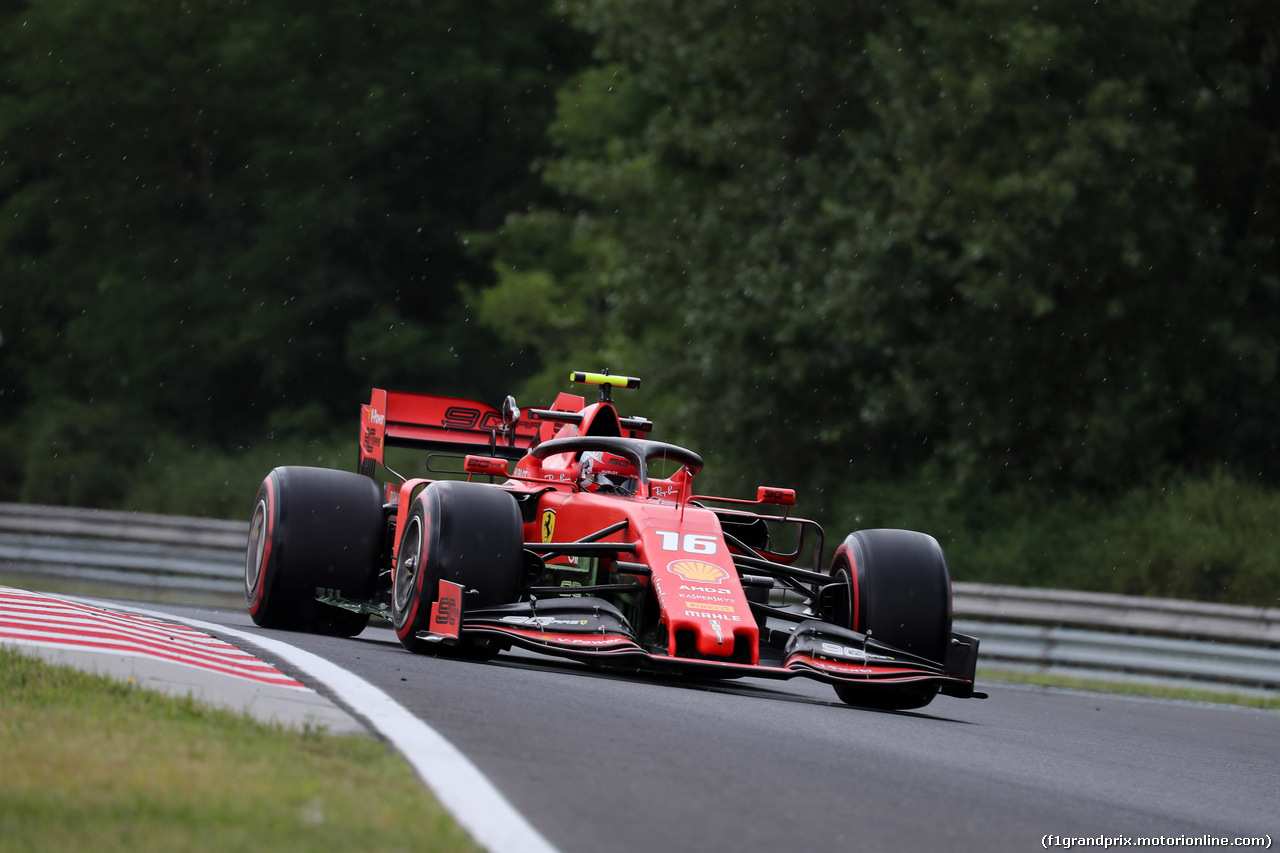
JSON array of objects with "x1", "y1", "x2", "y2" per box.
[{"x1": 353, "y1": 379, "x2": 982, "y2": 699}]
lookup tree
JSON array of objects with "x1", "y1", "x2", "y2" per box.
[
  {"x1": 0, "y1": 0, "x2": 586, "y2": 503},
  {"x1": 484, "y1": 0, "x2": 1280, "y2": 498}
]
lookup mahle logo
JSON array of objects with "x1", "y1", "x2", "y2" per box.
[{"x1": 667, "y1": 560, "x2": 727, "y2": 584}]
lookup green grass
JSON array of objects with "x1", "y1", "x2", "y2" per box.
[
  {"x1": 0, "y1": 647, "x2": 481, "y2": 853},
  {"x1": 979, "y1": 666, "x2": 1280, "y2": 711}
]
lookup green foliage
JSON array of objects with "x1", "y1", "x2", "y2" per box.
[
  {"x1": 1083, "y1": 474, "x2": 1280, "y2": 604},
  {"x1": 121, "y1": 430, "x2": 355, "y2": 520},
  {"x1": 0, "y1": 0, "x2": 586, "y2": 506},
  {"x1": 17, "y1": 398, "x2": 148, "y2": 507},
  {"x1": 487, "y1": 0, "x2": 1280, "y2": 501}
]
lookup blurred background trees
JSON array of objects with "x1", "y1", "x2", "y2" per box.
[
  {"x1": 1, "y1": 0, "x2": 1276, "y2": 602},
  {"x1": 0, "y1": 0, "x2": 586, "y2": 504},
  {"x1": 485, "y1": 0, "x2": 1279, "y2": 494}
]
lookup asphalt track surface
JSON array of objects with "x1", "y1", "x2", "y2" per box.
[{"x1": 130, "y1": 603, "x2": 1277, "y2": 853}]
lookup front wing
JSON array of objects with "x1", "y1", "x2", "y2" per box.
[{"x1": 420, "y1": 594, "x2": 984, "y2": 700}]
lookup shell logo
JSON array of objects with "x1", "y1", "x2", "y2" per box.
[{"x1": 667, "y1": 560, "x2": 727, "y2": 584}]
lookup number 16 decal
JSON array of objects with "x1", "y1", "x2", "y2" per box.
[{"x1": 654, "y1": 531, "x2": 718, "y2": 555}]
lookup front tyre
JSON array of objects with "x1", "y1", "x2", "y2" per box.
[
  {"x1": 245, "y1": 466, "x2": 382, "y2": 636},
  {"x1": 392, "y1": 480, "x2": 523, "y2": 657},
  {"x1": 827, "y1": 528, "x2": 952, "y2": 710}
]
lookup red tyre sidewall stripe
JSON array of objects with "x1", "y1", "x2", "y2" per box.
[
  {"x1": 849, "y1": 541, "x2": 861, "y2": 634},
  {"x1": 248, "y1": 475, "x2": 276, "y2": 617}
]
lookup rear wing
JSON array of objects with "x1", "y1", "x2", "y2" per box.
[{"x1": 358, "y1": 388, "x2": 542, "y2": 477}]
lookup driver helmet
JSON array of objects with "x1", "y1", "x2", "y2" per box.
[{"x1": 579, "y1": 451, "x2": 639, "y2": 496}]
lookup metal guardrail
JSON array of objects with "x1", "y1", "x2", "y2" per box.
[
  {"x1": 1, "y1": 502, "x2": 1277, "y2": 692},
  {"x1": 952, "y1": 582, "x2": 1280, "y2": 693},
  {"x1": 0, "y1": 502, "x2": 247, "y2": 609},
  {"x1": 952, "y1": 581, "x2": 1280, "y2": 646},
  {"x1": 955, "y1": 621, "x2": 1280, "y2": 693}
]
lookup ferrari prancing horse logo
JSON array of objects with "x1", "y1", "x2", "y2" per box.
[{"x1": 541, "y1": 509, "x2": 556, "y2": 543}]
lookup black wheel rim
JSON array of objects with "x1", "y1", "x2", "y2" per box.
[
  {"x1": 394, "y1": 514, "x2": 423, "y2": 615},
  {"x1": 830, "y1": 564, "x2": 854, "y2": 630},
  {"x1": 245, "y1": 498, "x2": 269, "y2": 599}
]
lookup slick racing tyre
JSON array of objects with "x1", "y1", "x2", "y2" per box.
[
  {"x1": 245, "y1": 466, "x2": 382, "y2": 636},
  {"x1": 826, "y1": 528, "x2": 952, "y2": 710},
  {"x1": 391, "y1": 480, "x2": 523, "y2": 658}
]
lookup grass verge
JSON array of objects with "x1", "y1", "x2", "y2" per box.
[
  {"x1": 0, "y1": 647, "x2": 481, "y2": 853},
  {"x1": 979, "y1": 666, "x2": 1280, "y2": 711}
]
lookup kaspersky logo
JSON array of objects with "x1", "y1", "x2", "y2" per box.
[{"x1": 667, "y1": 560, "x2": 727, "y2": 584}]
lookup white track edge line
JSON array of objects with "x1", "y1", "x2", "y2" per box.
[{"x1": 67, "y1": 599, "x2": 561, "y2": 853}]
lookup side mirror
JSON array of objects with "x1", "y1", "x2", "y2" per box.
[
  {"x1": 756, "y1": 486, "x2": 796, "y2": 506},
  {"x1": 501, "y1": 395, "x2": 521, "y2": 430}
]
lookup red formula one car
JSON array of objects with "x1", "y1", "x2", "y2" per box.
[{"x1": 245, "y1": 372, "x2": 984, "y2": 710}]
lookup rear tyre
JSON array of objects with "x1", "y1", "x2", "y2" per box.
[
  {"x1": 391, "y1": 480, "x2": 523, "y2": 657},
  {"x1": 826, "y1": 528, "x2": 952, "y2": 710},
  {"x1": 245, "y1": 466, "x2": 382, "y2": 636}
]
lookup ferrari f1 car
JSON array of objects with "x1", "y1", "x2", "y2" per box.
[{"x1": 245, "y1": 372, "x2": 984, "y2": 710}]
